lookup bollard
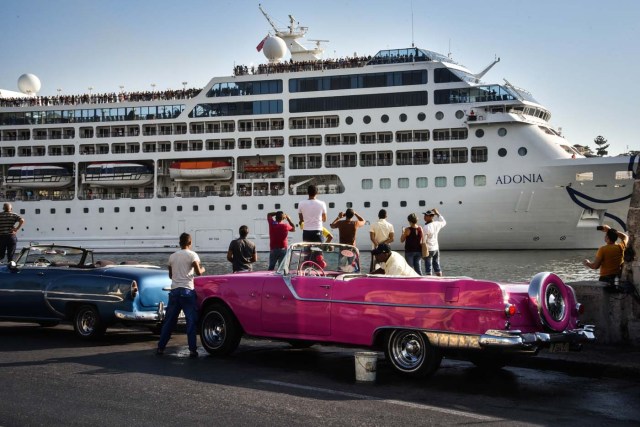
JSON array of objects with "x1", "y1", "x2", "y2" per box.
[{"x1": 354, "y1": 351, "x2": 377, "y2": 382}]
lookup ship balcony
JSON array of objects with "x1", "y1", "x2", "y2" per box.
[{"x1": 466, "y1": 109, "x2": 530, "y2": 126}]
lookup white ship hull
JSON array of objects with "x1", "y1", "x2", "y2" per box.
[{"x1": 0, "y1": 14, "x2": 635, "y2": 253}]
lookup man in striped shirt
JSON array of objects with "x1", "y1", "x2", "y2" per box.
[{"x1": 0, "y1": 203, "x2": 25, "y2": 262}]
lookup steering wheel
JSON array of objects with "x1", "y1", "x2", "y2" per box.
[{"x1": 299, "y1": 261, "x2": 325, "y2": 277}]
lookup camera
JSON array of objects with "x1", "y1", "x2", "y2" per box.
[{"x1": 596, "y1": 226, "x2": 604, "y2": 231}]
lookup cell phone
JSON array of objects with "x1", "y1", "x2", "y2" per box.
[{"x1": 596, "y1": 226, "x2": 604, "y2": 231}]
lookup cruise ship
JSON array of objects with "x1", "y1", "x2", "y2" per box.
[{"x1": 0, "y1": 9, "x2": 636, "y2": 253}]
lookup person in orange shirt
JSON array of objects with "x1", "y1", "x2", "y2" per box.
[{"x1": 583, "y1": 225, "x2": 629, "y2": 285}]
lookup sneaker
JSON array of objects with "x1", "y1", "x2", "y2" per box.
[
  {"x1": 189, "y1": 350, "x2": 198, "y2": 359},
  {"x1": 155, "y1": 348, "x2": 164, "y2": 356}
]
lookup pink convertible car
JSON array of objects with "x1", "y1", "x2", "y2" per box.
[{"x1": 195, "y1": 242, "x2": 595, "y2": 377}]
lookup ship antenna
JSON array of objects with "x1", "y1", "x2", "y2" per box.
[{"x1": 410, "y1": 1, "x2": 415, "y2": 48}]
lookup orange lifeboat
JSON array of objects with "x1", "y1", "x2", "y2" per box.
[{"x1": 169, "y1": 160, "x2": 233, "y2": 180}]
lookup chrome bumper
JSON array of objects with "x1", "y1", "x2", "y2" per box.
[
  {"x1": 479, "y1": 325, "x2": 596, "y2": 351},
  {"x1": 114, "y1": 303, "x2": 164, "y2": 322}
]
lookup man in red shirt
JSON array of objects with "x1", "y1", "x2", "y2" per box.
[{"x1": 267, "y1": 211, "x2": 296, "y2": 270}]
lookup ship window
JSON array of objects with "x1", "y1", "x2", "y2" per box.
[
  {"x1": 576, "y1": 172, "x2": 593, "y2": 181},
  {"x1": 161, "y1": 206, "x2": 167, "y2": 212},
  {"x1": 381, "y1": 114, "x2": 389, "y2": 123},
  {"x1": 498, "y1": 128, "x2": 507, "y2": 137},
  {"x1": 454, "y1": 176, "x2": 466, "y2": 187},
  {"x1": 130, "y1": 207, "x2": 135, "y2": 213},
  {"x1": 362, "y1": 179, "x2": 373, "y2": 190},
  {"x1": 382, "y1": 201, "x2": 388, "y2": 208},
  {"x1": 433, "y1": 129, "x2": 450, "y2": 141},
  {"x1": 328, "y1": 202, "x2": 335, "y2": 209},
  {"x1": 434, "y1": 68, "x2": 463, "y2": 83},
  {"x1": 455, "y1": 110, "x2": 464, "y2": 119},
  {"x1": 346, "y1": 116, "x2": 353, "y2": 125},
  {"x1": 417, "y1": 112, "x2": 425, "y2": 121},
  {"x1": 35, "y1": 209, "x2": 40, "y2": 215},
  {"x1": 475, "y1": 129, "x2": 484, "y2": 138},
  {"x1": 275, "y1": 204, "x2": 281, "y2": 209},
  {"x1": 177, "y1": 206, "x2": 182, "y2": 212},
  {"x1": 400, "y1": 113, "x2": 407, "y2": 122},
  {"x1": 414, "y1": 130, "x2": 429, "y2": 141},
  {"x1": 363, "y1": 116, "x2": 371, "y2": 124},
  {"x1": 433, "y1": 149, "x2": 450, "y2": 164},
  {"x1": 471, "y1": 146, "x2": 488, "y2": 162},
  {"x1": 419, "y1": 200, "x2": 426, "y2": 207},
  {"x1": 83, "y1": 208, "x2": 89, "y2": 214},
  {"x1": 498, "y1": 148, "x2": 507, "y2": 157},
  {"x1": 451, "y1": 128, "x2": 468, "y2": 140},
  {"x1": 474, "y1": 175, "x2": 487, "y2": 186},
  {"x1": 518, "y1": 147, "x2": 528, "y2": 156},
  {"x1": 435, "y1": 177, "x2": 447, "y2": 187},
  {"x1": 364, "y1": 202, "x2": 371, "y2": 208},
  {"x1": 616, "y1": 171, "x2": 632, "y2": 180},
  {"x1": 99, "y1": 208, "x2": 104, "y2": 213},
  {"x1": 209, "y1": 205, "x2": 215, "y2": 211},
  {"x1": 451, "y1": 148, "x2": 468, "y2": 163},
  {"x1": 50, "y1": 209, "x2": 56, "y2": 214},
  {"x1": 380, "y1": 178, "x2": 391, "y2": 189},
  {"x1": 398, "y1": 178, "x2": 409, "y2": 188},
  {"x1": 144, "y1": 206, "x2": 150, "y2": 212},
  {"x1": 225, "y1": 205, "x2": 231, "y2": 211},
  {"x1": 400, "y1": 201, "x2": 407, "y2": 207},
  {"x1": 20, "y1": 209, "x2": 25, "y2": 215},
  {"x1": 114, "y1": 207, "x2": 119, "y2": 213},
  {"x1": 257, "y1": 204, "x2": 264, "y2": 210},
  {"x1": 416, "y1": 177, "x2": 428, "y2": 188},
  {"x1": 193, "y1": 206, "x2": 198, "y2": 211},
  {"x1": 435, "y1": 111, "x2": 444, "y2": 120}
]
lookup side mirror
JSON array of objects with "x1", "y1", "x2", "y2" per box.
[{"x1": 8, "y1": 261, "x2": 18, "y2": 271}]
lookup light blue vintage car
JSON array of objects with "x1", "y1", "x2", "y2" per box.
[{"x1": 0, "y1": 244, "x2": 172, "y2": 339}]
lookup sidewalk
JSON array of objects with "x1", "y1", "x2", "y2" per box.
[{"x1": 510, "y1": 343, "x2": 640, "y2": 379}]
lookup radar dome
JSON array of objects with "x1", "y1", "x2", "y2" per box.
[
  {"x1": 263, "y1": 36, "x2": 287, "y2": 62},
  {"x1": 18, "y1": 73, "x2": 41, "y2": 95}
]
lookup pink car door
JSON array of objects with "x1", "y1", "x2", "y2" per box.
[{"x1": 261, "y1": 274, "x2": 332, "y2": 336}]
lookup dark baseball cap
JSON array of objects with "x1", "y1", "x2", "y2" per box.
[
  {"x1": 371, "y1": 243, "x2": 391, "y2": 255},
  {"x1": 423, "y1": 210, "x2": 436, "y2": 216}
]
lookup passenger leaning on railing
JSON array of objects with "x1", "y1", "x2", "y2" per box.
[{"x1": 583, "y1": 225, "x2": 629, "y2": 286}]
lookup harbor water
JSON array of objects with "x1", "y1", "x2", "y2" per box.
[{"x1": 103, "y1": 249, "x2": 597, "y2": 284}]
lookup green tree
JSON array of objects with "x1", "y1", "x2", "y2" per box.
[{"x1": 593, "y1": 135, "x2": 609, "y2": 156}]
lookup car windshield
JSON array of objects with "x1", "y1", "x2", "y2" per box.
[
  {"x1": 283, "y1": 243, "x2": 360, "y2": 275},
  {"x1": 16, "y1": 245, "x2": 91, "y2": 267}
]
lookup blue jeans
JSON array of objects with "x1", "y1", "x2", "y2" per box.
[
  {"x1": 157, "y1": 287, "x2": 198, "y2": 352},
  {"x1": 268, "y1": 247, "x2": 287, "y2": 270},
  {"x1": 405, "y1": 251, "x2": 423, "y2": 275},
  {"x1": 0, "y1": 234, "x2": 17, "y2": 262},
  {"x1": 423, "y1": 250, "x2": 441, "y2": 275}
]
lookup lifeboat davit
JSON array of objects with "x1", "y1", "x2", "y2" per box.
[
  {"x1": 169, "y1": 160, "x2": 233, "y2": 181},
  {"x1": 5, "y1": 165, "x2": 73, "y2": 189},
  {"x1": 244, "y1": 163, "x2": 280, "y2": 173},
  {"x1": 83, "y1": 162, "x2": 153, "y2": 187}
]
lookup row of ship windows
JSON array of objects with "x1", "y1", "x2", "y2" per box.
[{"x1": 17, "y1": 173, "x2": 486, "y2": 227}]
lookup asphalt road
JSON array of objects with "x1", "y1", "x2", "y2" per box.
[{"x1": 0, "y1": 323, "x2": 638, "y2": 426}]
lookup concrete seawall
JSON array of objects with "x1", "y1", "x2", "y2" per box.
[{"x1": 570, "y1": 281, "x2": 640, "y2": 346}]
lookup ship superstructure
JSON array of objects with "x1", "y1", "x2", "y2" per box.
[{"x1": 0, "y1": 10, "x2": 635, "y2": 253}]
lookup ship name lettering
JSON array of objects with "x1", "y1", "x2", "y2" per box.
[{"x1": 496, "y1": 174, "x2": 543, "y2": 185}]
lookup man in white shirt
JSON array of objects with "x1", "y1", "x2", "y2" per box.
[
  {"x1": 371, "y1": 243, "x2": 420, "y2": 277},
  {"x1": 157, "y1": 233, "x2": 205, "y2": 358},
  {"x1": 369, "y1": 209, "x2": 394, "y2": 272},
  {"x1": 298, "y1": 184, "x2": 327, "y2": 242},
  {"x1": 423, "y1": 209, "x2": 446, "y2": 276}
]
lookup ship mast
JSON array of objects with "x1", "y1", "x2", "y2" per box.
[{"x1": 258, "y1": 3, "x2": 325, "y2": 62}]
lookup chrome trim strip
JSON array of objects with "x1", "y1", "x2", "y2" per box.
[
  {"x1": 114, "y1": 310, "x2": 159, "y2": 321},
  {"x1": 281, "y1": 276, "x2": 504, "y2": 312},
  {"x1": 479, "y1": 325, "x2": 596, "y2": 350}
]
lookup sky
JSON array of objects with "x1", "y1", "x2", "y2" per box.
[{"x1": 1, "y1": 0, "x2": 639, "y2": 155}]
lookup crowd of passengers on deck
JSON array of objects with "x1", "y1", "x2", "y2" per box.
[
  {"x1": 0, "y1": 88, "x2": 202, "y2": 108},
  {"x1": 233, "y1": 55, "x2": 372, "y2": 76}
]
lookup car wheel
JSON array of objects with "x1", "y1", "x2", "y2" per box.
[
  {"x1": 384, "y1": 329, "x2": 442, "y2": 377},
  {"x1": 528, "y1": 272, "x2": 570, "y2": 331},
  {"x1": 73, "y1": 305, "x2": 106, "y2": 339},
  {"x1": 200, "y1": 303, "x2": 241, "y2": 356}
]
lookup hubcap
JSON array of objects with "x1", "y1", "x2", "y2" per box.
[
  {"x1": 202, "y1": 311, "x2": 226, "y2": 349},
  {"x1": 78, "y1": 310, "x2": 95, "y2": 335},
  {"x1": 390, "y1": 331, "x2": 424, "y2": 370},
  {"x1": 545, "y1": 283, "x2": 566, "y2": 321}
]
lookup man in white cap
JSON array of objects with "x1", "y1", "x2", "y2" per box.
[{"x1": 423, "y1": 208, "x2": 446, "y2": 276}]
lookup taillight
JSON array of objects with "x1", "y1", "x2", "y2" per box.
[
  {"x1": 576, "y1": 303, "x2": 584, "y2": 315},
  {"x1": 131, "y1": 280, "x2": 138, "y2": 298},
  {"x1": 505, "y1": 304, "x2": 517, "y2": 317}
]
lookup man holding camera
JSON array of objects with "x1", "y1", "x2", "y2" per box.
[
  {"x1": 583, "y1": 225, "x2": 629, "y2": 285},
  {"x1": 330, "y1": 208, "x2": 365, "y2": 245}
]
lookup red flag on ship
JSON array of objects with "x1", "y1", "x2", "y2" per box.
[{"x1": 256, "y1": 35, "x2": 268, "y2": 52}]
